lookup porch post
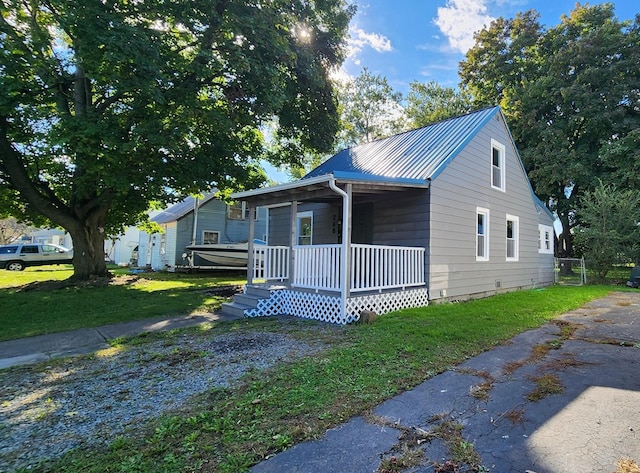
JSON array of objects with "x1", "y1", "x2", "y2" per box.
[
  {"x1": 247, "y1": 203, "x2": 255, "y2": 284},
  {"x1": 289, "y1": 201, "x2": 298, "y2": 286}
]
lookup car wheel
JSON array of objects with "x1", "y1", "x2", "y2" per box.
[{"x1": 6, "y1": 261, "x2": 25, "y2": 271}]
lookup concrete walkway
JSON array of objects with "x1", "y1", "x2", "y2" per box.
[
  {"x1": 252, "y1": 291, "x2": 640, "y2": 473},
  {"x1": 0, "y1": 312, "x2": 240, "y2": 369}
]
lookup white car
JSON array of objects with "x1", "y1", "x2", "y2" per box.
[{"x1": 0, "y1": 243, "x2": 74, "y2": 271}]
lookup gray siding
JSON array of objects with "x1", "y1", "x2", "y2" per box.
[
  {"x1": 428, "y1": 113, "x2": 551, "y2": 300},
  {"x1": 267, "y1": 203, "x2": 338, "y2": 246}
]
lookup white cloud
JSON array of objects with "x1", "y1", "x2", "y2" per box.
[
  {"x1": 434, "y1": 0, "x2": 495, "y2": 53},
  {"x1": 347, "y1": 26, "x2": 392, "y2": 59}
]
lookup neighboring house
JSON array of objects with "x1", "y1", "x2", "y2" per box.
[
  {"x1": 225, "y1": 107, "x2": 555, "y2": 324},
  {"x1": 138, "y1": 192, "x2": 268, "y2": 271}
]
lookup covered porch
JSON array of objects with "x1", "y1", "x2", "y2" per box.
[{"x1": 229, "y1": 173, "x2": 430, "y2": 324}]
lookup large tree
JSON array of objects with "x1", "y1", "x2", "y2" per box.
[
  {"x1": 460, "y1": 4, "x2": 640, "y2": 258},
  {"x1": 0, "y1": 0, "x2": 353, "y2": 280},
  {"x1": 336, "y1": 67, "x2": 405, "y2": 147},
  {"x1": 405, "y1": 80, "x2": 473, "y2": 127}
]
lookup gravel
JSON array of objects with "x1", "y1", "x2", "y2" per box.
[{"x1": 0, "y1": 329, "x2": 325, "y2": 472}]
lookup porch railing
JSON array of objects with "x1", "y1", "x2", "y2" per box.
[
  {"x1": 252, "y1": 245, "x2": 289, "y2": 281},
  {"x1": 254, "y1": 244, "x2": 425, "y2": 292},
  {"x1": 350, "y1": 244, "x2": 425, "y2": 292}
]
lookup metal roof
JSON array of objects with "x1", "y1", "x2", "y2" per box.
[
  {"x1": 151, "y1": 191, "x2": 217, "y2": 224},
  {"x1": 304, "y1": 106, "x2": 500, "y2": 181}
]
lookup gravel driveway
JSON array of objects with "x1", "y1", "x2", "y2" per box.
[{"x1": 0, "y1": 326, "x2": 326, "y2": 472}]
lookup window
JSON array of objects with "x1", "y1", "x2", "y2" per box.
[
  {"x1": 491, "y1": 139, "x2": 506, "y2": 191},
  {"x1": 228, "y1": 201, "x2": 248, "y2": 220},
  {"x1": 476, "y1": 208, "x2": 489, "y2": 261},
  {"x1": 21, "y1": 245, "x2": 39, "y2": 254},
  {"x1": 227, "y1": 201, "x2": 257, "y2": 220},
  {"x1": 506, "y1": 215, "x2": 519, "y2": 261},
  {"x1": 42, "y1": 245, "x2": 58, "y2": 254},
  {"x1": 538, "y1": 224, "x2": 554, "y2": 254},
  {"x1": 202, "y1": 231, "x2": 220, "y2": 244},
  {"x1": 297, "y1": 211, "x2": 313, "y2": 246},
  {"x1": 0, "y1": 246, "x2": 18, "y2": 254}
]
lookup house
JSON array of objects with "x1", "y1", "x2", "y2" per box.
[
  {"x1": 224, "y1": 107, "x2": 555, "y2": 324},
  {"x1": 138, "y1": 192, "x2": 268, "y2": 271}
]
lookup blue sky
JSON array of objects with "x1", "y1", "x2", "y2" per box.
[
  {"x1": 343, "y1": 0, "x2": 637, "y2": 94},
  {"x1": 265, "y1": 0, "x2": 637, "y2": 182}
]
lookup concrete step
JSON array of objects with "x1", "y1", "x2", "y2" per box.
[
  {"x1": 233, "y1": 293, "x2": 261, "y2": 307},
  {"x1": 220, "y1": 301, "x2": 253, "y2": 318},
  {"x1": 245, "y1": 284, "x2": 286, "y2": 298}
]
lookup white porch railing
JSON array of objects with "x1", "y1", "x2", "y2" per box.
[
  {"x1": 252, "y1": 245, "x2": 289, "y2": 281},
  {"x1": 350, "y1": 244, "x2": 425, "y2": 292},
  {"x1": 255, "y1": 244, "x2": 425, "y2": 292}
]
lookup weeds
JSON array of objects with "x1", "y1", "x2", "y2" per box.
[{"x1": 526, "y1": 373, "x2": 564, "y2": 401}]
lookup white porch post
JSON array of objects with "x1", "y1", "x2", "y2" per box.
[
  {"x1": 247, "y1": 203, "x2": 255, "y2": 284},
  {"x1": 289, "y1": 201, "x2": 298, "y2": 286}
]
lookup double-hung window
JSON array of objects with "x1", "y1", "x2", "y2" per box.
[
  {"x1": 506, "y1": 215, "x2": 519, "y2": 261},
  {"x1": 538, "y1": 224, "x2": 554, "y2": 254},
  {"x1": 202, "y1": 231, "x2": 220, "y2": 244},
  {"x1": 476, "y1": 208, "x2": 489, "y2": 261},
  {"x1": 491, "y1": 139, "x2": 506, "y2": 192}
]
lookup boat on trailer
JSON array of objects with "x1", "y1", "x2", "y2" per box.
[{"x1": 185, "y1": 239, "x2": 265, "y2": 267}]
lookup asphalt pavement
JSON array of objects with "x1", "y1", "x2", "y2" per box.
[
  {"x1": 251, "y1": 291, "x2": 640, "y2": 473},
  {"x1": 1, "y1": 291, "x2": 639, "y2": 472}
]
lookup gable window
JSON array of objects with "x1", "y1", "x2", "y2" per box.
[
  {"x1": 506, "y1": 215, "x2": 519, "y2": 261},
  {"x1": 202, "y1": 231, "x2": 220, "y2": 244},
  {"x1": 297, "y1": 211, "x2": 313, "y2": 246},
  {"x1": 491, "y1": 139, "x2": 506, "y2": 192},
  {"x1": 538, "y1": 224, "x2": 554, "y2": 254},
  {"x1": 476, "y1": 208, "x2": 489, "y2": 261}
]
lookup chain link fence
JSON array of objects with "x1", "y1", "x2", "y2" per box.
[{"x1": 555, "y1": 257, "x2": 587, "y2": 285}]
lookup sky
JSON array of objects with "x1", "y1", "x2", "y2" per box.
[
  {"x1": 265, "y1": 0, "x2": 637, "y2": 182},
  {"x1": 343, "y1": 0, "x2": 638, "y2": 94}
]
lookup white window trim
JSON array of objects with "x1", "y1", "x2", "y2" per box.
[
  {"x1": 227, "y1": 201, "x2": 257, "y2": 220},
  {"x1": 506, "y1": 214, "x2": 519, "y2": 261},
  {"x1": 202, "y1": 230, "x2": 220, "y2": 244},
  {"x1": 538, "y1": 224, "x2": 554, "y2": 254},
  {"x1": 296, "y1": 211, "x2": 313, "y2": 246},
  {"x1": 476, "y1": 207, "x2": 490, "y2": 262},
  {"x1": 491, "y1": 139, "x2": 506, "y2": 192}
]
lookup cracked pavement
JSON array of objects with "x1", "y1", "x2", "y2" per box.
[{"x1": 251, "y1": 291, "x2": 640, "y2": 473}]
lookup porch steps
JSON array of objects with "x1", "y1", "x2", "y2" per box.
[{"x1": 220, "y1": 284, "x2": 287, "y2": 318}]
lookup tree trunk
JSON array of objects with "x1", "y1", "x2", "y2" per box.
[{"x1": 66, "y1": 207, "x2": 110, "y2": 281}]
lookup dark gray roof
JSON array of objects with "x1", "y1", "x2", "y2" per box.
[
  {"x1": 151, "y1": 192, "x2": 217, "y2": 224},
  {"x1": 305, "y1": 107, "x2": 500, "y2": 181}
]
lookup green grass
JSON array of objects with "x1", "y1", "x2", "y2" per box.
[
  {"x1": 0, "y1": 266, "x2": 245, "y2": 341},
  {"x1": 15, "y1": 283, "x2": 615, "y2": 473}
]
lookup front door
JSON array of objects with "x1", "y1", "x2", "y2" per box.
[{"x1": 352, "y1": 203, "x2": 373, "y2": 244}]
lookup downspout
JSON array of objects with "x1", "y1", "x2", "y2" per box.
[
  {"x1": 191, "y1": 196, "x2": 199, "y2": 245},
  {"x1": 328, "y1": 178, "x2": 351, "y2": 323}
]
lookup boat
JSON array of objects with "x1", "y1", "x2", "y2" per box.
[{"x1": 184, "y1": 239, "x2": 265, "y2": 267}]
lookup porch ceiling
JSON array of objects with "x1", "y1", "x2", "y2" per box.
[{"x1": 233, "y1": 174, "x2": 429, "y2": 207}]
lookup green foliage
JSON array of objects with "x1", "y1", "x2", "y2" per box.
[
  {"x1": 460, "y1": 4, "x2": 640, "y2": 258},
  {"x1": 573, "y1": 181, "x2": 640, "y2": 282},
  {"x1": 0, "y1": 0, "x2": 354, "y2": 279},
  {"x1": 405, "y1": 80, "x2": 473, "y2": 127},
  {"x1": 336, "y1": 68, "x2": 405, "y2": 147}
]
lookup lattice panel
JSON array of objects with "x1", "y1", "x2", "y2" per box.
[
  {"x1": 345, "y1": 288, "x2": 429, "y2": 323},
  {"x1": 244, "y1": 290, "x2": 287, "y2": 318},
  {"x1": 244, "y1": 287, "x2": 429, "y2": 325},
  {"x1": 284, "y1": 291, "x2": 344, "y2": 324}
]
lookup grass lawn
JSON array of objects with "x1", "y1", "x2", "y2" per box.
[
  {"x1": 3, "y1": 268, "x2": 623, "y2": 472},
  {"x1": 0, "y1": 266, "x2": 246, "y2": 341}
]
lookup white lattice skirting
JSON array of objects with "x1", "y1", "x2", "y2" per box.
[{"x1": 244, "y1": 287, "x2": 429, "y2": 324}]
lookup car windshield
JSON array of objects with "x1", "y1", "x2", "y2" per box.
[{"x1": 0, "y1": 246, "x2": 18, "y2": 254}]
